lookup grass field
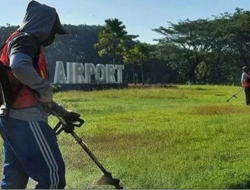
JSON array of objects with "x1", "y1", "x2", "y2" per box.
[{"x1": 1, "y1": 85, "x2": 250, "y2": 189}]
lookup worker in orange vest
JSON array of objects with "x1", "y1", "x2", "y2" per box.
[
  {"x1": 0, "y1": 1, "x2": 80, "y2": 188},
  {"x1": 241, "y1": 66, "x2": 250, "y2": 105}
]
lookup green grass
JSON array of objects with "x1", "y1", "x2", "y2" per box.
[{"x1": 1, "y1": 85, "x2": 250, "y2": 189}]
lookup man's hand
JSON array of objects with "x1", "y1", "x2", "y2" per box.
[
  {"x1": 49, "y1": 101, "x2": 82, "y2": 133},
  {"x1": 61, "y1": 111, "x2": 81, "y2": 133},
  {"x1": 62, "y1": 111, "x2": 81, "y2": 123}
]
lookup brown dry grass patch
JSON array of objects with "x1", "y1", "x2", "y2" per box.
[{"x1": 193, "y1": 105, "x2": 249, "y2": 115}]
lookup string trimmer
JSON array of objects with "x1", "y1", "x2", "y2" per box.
[
  {"x1": 226, "y1": 88, "x2": 243, "y2": 102},
  {"x1": 52, "y1": 109, "x2": 123, "y2": 189}
]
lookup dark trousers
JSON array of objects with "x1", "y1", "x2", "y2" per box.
[
  {"x1": 0, "y1": 116, "x2": 66, "y2": 189},
  {"x1": 244, "y1": 86, "x2": 250, "y2": 105}
]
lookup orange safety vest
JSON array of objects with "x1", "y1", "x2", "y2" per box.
[
  {"x1": 242, "y1": 72, "x2": 250, "y2": 87},
  {"x1": 0, "y1": 31, "x2": 49, "y2": 109}
]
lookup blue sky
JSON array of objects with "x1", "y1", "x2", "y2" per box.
[{"x1": 1, "y1": 0, "x2": 250, "y2": 44}]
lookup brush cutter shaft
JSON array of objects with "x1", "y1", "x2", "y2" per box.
[
  {"x1": 226, "y1": 88, "x2": 243, "y2": 102},
  {"x1": 70, "y1": 131, "x2": 109, "y2": 175},
  {"x1": 70, "y1": 131, "x2": 123, "y2": 189},
  {"x1": 52, "y1": 109, "x2": 123, "y2": 189}
]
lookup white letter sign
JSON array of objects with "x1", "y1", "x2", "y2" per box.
[{"x1": 53, "y1": 62, "x2": 124, "y2": 84}]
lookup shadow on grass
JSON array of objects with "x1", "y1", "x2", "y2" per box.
[
  {"x1": 194, "y1": 87, "x2": 212, "y2": 91},
  {"x1": 215, "y1": 93, "x2": 227, "y2": 97},
  {"x1": 228, "y1": 180, "x2": 250, "y2": 189}
]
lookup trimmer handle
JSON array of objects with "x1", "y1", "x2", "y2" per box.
[
  {"x1": 72, "y1": 117, "x2": 85, "y2": 127},
  {"x1": 52, "y1": 110, "x2": 85, "y2": 135}
]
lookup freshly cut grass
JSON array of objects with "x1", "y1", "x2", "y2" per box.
[{"x1": 0, "y1": 85, "x2": 250, "y2": 189}]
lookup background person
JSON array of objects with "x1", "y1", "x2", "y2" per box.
[{"x1": 241, "y1": 66, "x2": 250, "y2": 105}]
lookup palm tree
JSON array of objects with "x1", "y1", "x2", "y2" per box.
[
  {"x1": 132, "y1": 43, "x2": 152, "y2": 85},
  {"x1": 94, "y1": 18, "x2": 128, "y2": 65}
]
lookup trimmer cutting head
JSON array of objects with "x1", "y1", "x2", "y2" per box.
[
  {"x1": 53, "y1": 118, "x2": 123, "y2": 189},
  {"x1": 93, "y1": 173, "x2": 123, "y2": 189}
]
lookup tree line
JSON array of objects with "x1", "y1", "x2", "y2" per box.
[{"x1": 1, "y1": 8, "x2": 250, "y2": 85}]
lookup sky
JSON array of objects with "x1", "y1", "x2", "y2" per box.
[{"x1": 1, "y1": 0, "x2": 250, "y2": 44}]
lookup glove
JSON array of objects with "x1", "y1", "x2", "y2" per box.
[
  {"x1": 61, "y1": 111, "x2": 81, "y2": 133},
  {"x1": 62, "y1": 111, "x2": 81, "y2": 123}
]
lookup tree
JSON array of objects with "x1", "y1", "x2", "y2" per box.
[
  {"x1": 0, "y1": 25, "x2": 18, "y2": 46},
  {"x1": 123, "y1": 45, "x2": 140, "y2": 84},
  {"x1": 124, "y1": 42, "x2": 152, "y2": 85},
  {"x1": 94, "y1": 18, "x2": 128, "y2": 65},
  {"x1": 154, "y1": 19, "x2": 211, "y2": 83},
  {"x1": 226, "y1": 9, "x2": 250, "y2": 68}
]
